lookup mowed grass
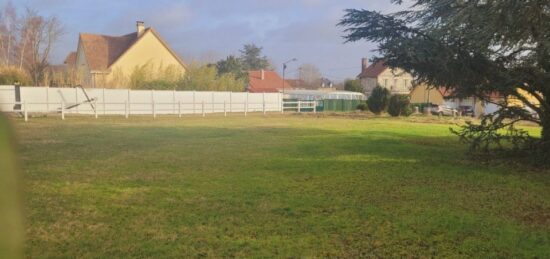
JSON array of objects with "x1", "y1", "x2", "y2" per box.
[{"x1": 13, "y1": 114, "x2": 550, "y2": 257}]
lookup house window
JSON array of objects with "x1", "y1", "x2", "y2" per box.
[
  {"x1": 393, "y1": 79, "x2": 397, "y2": 91},
  {"x1": 384, "y1": 79, "x2": 388, "y2": 88}
]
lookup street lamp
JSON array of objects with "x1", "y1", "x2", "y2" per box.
[{"x1": 282, "y1": 58, "x2": 297, "y2": 96}]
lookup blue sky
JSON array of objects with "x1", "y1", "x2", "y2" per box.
[{"x1": 6, "y1": 0, "x2": 405, "y2": 82}]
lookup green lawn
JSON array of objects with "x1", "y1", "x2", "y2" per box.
[{"x1": 13, "y1": 114, "x2": 550, "y2": 257}]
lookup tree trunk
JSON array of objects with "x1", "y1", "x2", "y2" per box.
[{"x1": 540, "y1": 111, "x2": 550, "y2": 162}]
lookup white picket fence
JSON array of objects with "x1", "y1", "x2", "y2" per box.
[{"x1": 0, "y1": 85, "x2": 282, "y2": 115}]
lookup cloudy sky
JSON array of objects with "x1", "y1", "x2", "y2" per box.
[{"x1": 6, "y1": 0, "x2": 406, "y2": 82}]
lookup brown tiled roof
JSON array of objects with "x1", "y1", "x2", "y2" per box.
[
  {"x1": 79, "y1": 31, "x2": 139, "y2": 71},
  {"x1": 285, "y1": 79, "x2": 305, "y2": 88},
  {"x1": 64, "y1": 52, "x2": 76, "y2": 67},
  {"x1": 248, "y1": 70, "x2": 292, "y2": 93},
  {"x1": 358, "y1": 61, "x2": 387, "y2": 78}
]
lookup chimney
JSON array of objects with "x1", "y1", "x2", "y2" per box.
[
  {"x1": 136, "y1": 21, "x2": 145, "y2": 36},
  {"x1": 362, "y1": 58, "x2": 369, "y2": 72},
  {"x1": 260, "y1": 69, "x2": 265, "y2": 80}
]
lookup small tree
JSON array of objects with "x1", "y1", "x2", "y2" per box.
[
  {"x1": 367, "y1": 86, "x2": 390, "y2": 115},
  {"x1": 344, "y1": 79, "x2": 363, "y2": 93},
  {"x1": 387, "y1": 94, "x2": 412, "y2": 117}
]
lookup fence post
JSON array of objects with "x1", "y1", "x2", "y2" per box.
[
  {"x1": 224, "y1": 101, "x2": 227, "y2": 117},
  {"x1": 75, "y1": 87, "x2": 79, "y2": 114},
  {"x1": 211, "y1": 92, "x2": 215, "y2": 113},
  {"x1": 202, "y1": 101, "x2": 205, "y2": 117},
  {"x1": 298, "y1": 101, "x2": 301, "y2": 113},
  {"x1": 102, "y1": 88, "x2": 106, "y2": 115},
  {"x1": 229, "y1": 92, "x2": 232, "y2": 113},
  {"x1": 127, "y1": 89, "x2": 131, "y2": 116},
  {"x1": 263, "y1": 92, "x2": 266, "y2": 115},
  {"x1": 46, "y1": 87, "x2": 49, "y2": 113},
  {"x1": 23, "y1": 101, "x2": 28, "y2": 122},
  {"x1": 153, "y1": 101, "x2": 156, "y2": 119},
  {"x1": 281, "y1": 93, "x2": 284, "y2": 114},
  {"x1": 245, "y1": 92, "x2": 248, "y2": 117},
  {"x1": 313, "y1": 101, "x2": 317, "y2": 113},
  {"x1": 178, "y1": 101, "x2": 182, "y2": 118},
  {"x1": 193, "y1": 91, "x2": 196, "y2": 114},
  {"x1": 173, "y1": 89, "x2": 176, "y2": 115},
  {"x1": 61, "y1": 101, "x2": 65, "y2": 120},
  {"x1": 94, "y1": 104, "x2": 98, "y2": 119},
  {"x1": 125, "y1": 100, "x2": 129, "y2": 119}
]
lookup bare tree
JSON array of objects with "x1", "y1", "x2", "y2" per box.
[
  {"x1": 18, "y1": 8, "x2": 63, "y2": 85},
  {"x1": 0, "y1": 1, "x2": 17, "y2": 66},
  {"x1": 298, "y1": 63, "x2": 322, "y2": 88}
]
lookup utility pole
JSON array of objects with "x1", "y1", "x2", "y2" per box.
[{"x1": 282, "y1": 58, "x2": 297, "y2": 96}]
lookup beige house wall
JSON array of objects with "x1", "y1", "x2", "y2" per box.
[
  {"x1": 361, "y1": 67, "x2": 414, "y2": 97},
  {"x1": 106, "y1": 31, "x2": 185, "y2": 87},
  {"x1": 410, "y1": 84, "x2": 445, "y2": 105}
]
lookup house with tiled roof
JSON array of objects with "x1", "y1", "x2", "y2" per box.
[
  {"x1": 72, "y1": 21, "x2": 186, "y2": 88},
  {"x1": 357, "y1": 58, "x2": 413, "y2": 97},
  {"x1": 248, "y1": 70, "x2": 292, "y2": 93}
]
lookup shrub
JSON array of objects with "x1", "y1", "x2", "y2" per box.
[
  {"x1": 0, "y1": 66, "x2": 32, "y2": 85},
  {"x1": 388, "y1": 94, "x2": 412, "y2": 117},
  {"x1": 356, "y1": 101, "x2": 368, "y2": 111},
  {"x1": 344, "y1": 79, "x2": 363, "y2": 93},
  {"x1": 367, "y1": 86, "x2": 390, "y2": 114}
]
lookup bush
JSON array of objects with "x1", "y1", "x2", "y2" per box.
[
  {"x1": 388, "y1": 94, "x2": 412, "y2": 117},
  {"x1": 0, "y1": 66, "x2": 32, "y2": 85},
  {"x1": 356, "y1": 101, "x2": 368, "y2": 111},
  {"x1": 344, "y1": 79, "x2": 363, "y2": 93},
  {"x1": 367, "y1": 86, "x2": 390, "y2": 114}
]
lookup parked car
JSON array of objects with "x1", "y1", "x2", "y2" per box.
[
  {"x1": 458, "y1": 106, "x2": 475, "y2": 117},
  {"x1": 431, "y1": 105, "x2": 458, "y2": 116}
]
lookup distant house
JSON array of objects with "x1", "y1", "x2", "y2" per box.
[
  {"x1": 410, "y1": 84, "x2": 504, "y2": 116},
  {"x1": 286, "y1": 78, "x2": 340, "y2": 91},
  {"x1": 248, "y1": 70, "x2": 292, "y2": 93},
  {"x1": 71, "y1": 21, "x2": 186, "y2": 88},
  {"x1": 357, "y1": 58, "x2": 413, "y2": 97}
]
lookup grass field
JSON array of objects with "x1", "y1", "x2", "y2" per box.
[{"x1": 12, "y1": 114, "x2": 550, "y2": 257}]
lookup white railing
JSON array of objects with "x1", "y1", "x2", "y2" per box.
[{"x1": 281, "y1": 101, "x2": 317, "y2": 114}]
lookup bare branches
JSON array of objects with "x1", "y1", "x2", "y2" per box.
[{"x1": 0, "y1": 3, "x2": 63, "y2": 85}]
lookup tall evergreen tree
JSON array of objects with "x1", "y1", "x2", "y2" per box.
[
  {"x1": 239, "y1": 44, "x2": 271, "y2": 71},
  {"x1": 339, "y1": 0, "x2": 550, "y2": 158}
]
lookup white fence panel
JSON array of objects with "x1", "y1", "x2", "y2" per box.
[{"x1": 0, "y1": 86, "x2": 283, "y2": 116}]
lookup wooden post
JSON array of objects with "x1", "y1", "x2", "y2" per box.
[
  {"x1": 94, "y1": 104, "x2": 98, "y2": 119},
  {"x1": 202, "y1": 101, "x2": 205, "y2": 117},
  {"x1": 298, "y1": 101, "x2": 301, "y2": 113},
  {"x1": 125, "y1": 100, "x2": 128, "y2": 119},
  {"x1": 229, "y1": 92, "x2": 232, "y2": 113},
  {"x1": 178, "y1": 101, "x2": 182, "y2": 118},
  {"x1": 224, "y1": 101, "x2": 227, "y2": 117},
  {"x1": 23, "y1": 101, "x2": 28, "y2": 122},
  {"x1": 61, "y1": 101, "x2": 65, "y2": 120}
]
